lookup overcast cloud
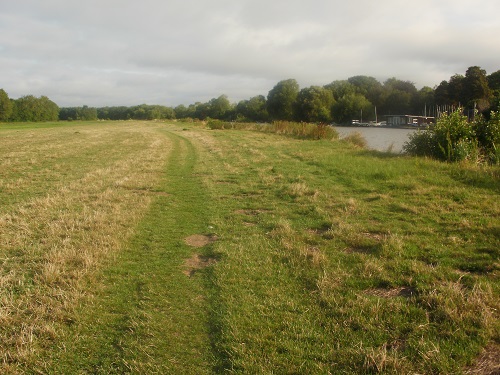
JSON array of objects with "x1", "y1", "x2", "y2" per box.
[{"x1": 1, "y1": 0, "x2": 499, "y2": 107}]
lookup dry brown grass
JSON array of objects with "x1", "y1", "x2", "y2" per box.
[{"x1": 0, "y1": 122, "x2": 171, "y2": 372}]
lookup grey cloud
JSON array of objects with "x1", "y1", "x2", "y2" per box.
[{"x1": 1, "y1": 0, "x2": 499, "y2": 107}]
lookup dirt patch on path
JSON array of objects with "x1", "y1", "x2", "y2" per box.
[
  {"x1": 184, "y1": 234, "x2": 217, "y2": 248},
  {"x1": 183, "y1": 254, "x2": 217, "y2": 277}
]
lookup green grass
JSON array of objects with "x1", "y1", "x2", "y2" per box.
[{"x1": 1, "y1": 121, "x2": 498, "y2": 374}]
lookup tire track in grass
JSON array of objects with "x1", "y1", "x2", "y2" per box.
[{"x1": 47, "y1": 129, "x2": 217, "y2": 374}]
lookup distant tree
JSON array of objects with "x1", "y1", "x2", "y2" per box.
[
  {"x1": 383, "y1": 78, "x2": 417, "y2": 95},
  {"x1": 267, "y1": 79, "x2": 299, "y2": 121},
  {"x1": 412, "y1": 86, "x2": 435, "y2": 115},
  {"x1": 236, "y1": 95, "x2": 269, "y2": 122},
  {"x1": 332, "y1": 93, "x2": 373, "y2": 124},
  {"x1": 193, "y1": 102, "x2": 211, "y2": 120},
  {"x1": 0, "y1": 89, "x2": 13, "y2": 121},
  {"x1": 487, "y1": 70, "x2": 500, "y2": 91},
  {"x1": 487, "y1": 70, "x2": 500, "y2": 112},
  {"x1": 447, "y1": 74, "x2": 466, "y2": 106},
  {"x1": 380, "y1": 78, "x2": 417, "y2": 114},
  {"x1": 11, "y1": 95, "x2": 59, "y2": 122},
  {"x1": 295, "y1": 86, "x2": 335, "y2": 123},
  {"x1": 11, "y1": 95, "x2": 37, "y2": 121},
  {"x1": 434, "y1": 80, "x2": 450, "y2": 105},
  {"x1": 97, "y1": 106, "x2": 130, "y2": 120},
  {"x1": 60, "y1": 105, "x2": 98, "y2": 121},
  {"x1": 207, "y1": 95, "x2": 232, "y2": 120},
  {"x1": 174, "y1": 104, "x2": 189, "y2": 119},
  {"x1": 324, "y1": 80, "x2": 356, "y2": 101},
  {"x1": 347, "y1": 75, "x2": 384, "y2": 107},
  {"x1": 463, "y1": 66, "x2": 492, "y2": 112}
]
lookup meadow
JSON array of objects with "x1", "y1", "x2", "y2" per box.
[{"x1": 0, "y1": 120, "x2": 498, "y2": 374}]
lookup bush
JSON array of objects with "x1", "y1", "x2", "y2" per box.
[
  {"x1": 433, "y1": 110, "x2": 476, "y2": 162},
  {"x1": 404, "y1": 129, "x2": 435, "y2": 157},
  {"x1": 403, "y1": 108, "x2": 499, "y2": 163},
  {"x1": 207, "y1": 118, "x2": 230, "y2": 129},
  {"x1": 475, "y1": 111, "x2": 500, "y2": 164}
]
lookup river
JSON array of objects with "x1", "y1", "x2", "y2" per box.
[{"x1": 334, "y1": 126, "x2": 418, "y2": 153}]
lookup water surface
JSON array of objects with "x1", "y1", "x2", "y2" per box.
[{"x1": 334, "y1": 126, "x2": 417, "y2": 153}]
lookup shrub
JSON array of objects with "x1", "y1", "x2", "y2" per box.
[
  {"x1": 207, "y1": 118, "x2": 230, "y2": 129},
  {"x1": 404, "y1": 129, "x2": 435, "y2": 157},
  {"x1": 433, "y1": 110, "x2": 476, "y2": 162},
  {"x1": 403, "y1": 108, "x2": 491, "y2": 163},
  {"x1": 475, "y1": 111, "x2": 500, "y2": 164}
]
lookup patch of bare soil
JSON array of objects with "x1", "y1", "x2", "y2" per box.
[
  {"x1": 183, "y1": 254, "x2": 217, "y2": 277},
  {"x1": 365, "y1": 287, "x2": 416, "y2": 298},
  {"x1": 184, "y1": 234, "x2": 217, "y2": 248},
  {"x1": 465, "y1": 344, "x2": 500, "y2": 375}
]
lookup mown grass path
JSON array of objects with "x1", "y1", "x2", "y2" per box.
[{"x1": 45, "y1": 128, "x2": 218, "y2": 374}]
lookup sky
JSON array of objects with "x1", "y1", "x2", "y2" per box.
[{"x1": 1, "y1": 0, "x2": 499, "y2": 107}]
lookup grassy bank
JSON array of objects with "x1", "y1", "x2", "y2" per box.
[{"x1": 0, "y1": 121, "x2": 498, "y2": 373}]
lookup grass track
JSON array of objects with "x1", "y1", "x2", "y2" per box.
[{"x1": 44, "y1": 129, "x2": 218, "y2": 373}]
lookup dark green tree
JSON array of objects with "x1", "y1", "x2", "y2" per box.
[
  {"x1": 0, "y1": 89, "x2": 13, "y2": 121},
  {"x1": 193, "y1": 102, "x2": 211, "y2": 120},
  {"x1": 412, "y1": 86, "x2": 435, "y2": 116},
  {"x1": 174, "y1": 104, "x2": 190, "y2": 119},
  {"x1": 463, "y1": 66, "x2": 492, "y2": 112},
  {"x1": 295, "y1": 86, "x2": 334, "y2": 123},
  {"x1": 207, "y1": 95, "x2": 232, "y2": 120},
  {"x1": 447, "y1": 74, "x2": 466, "y2": 106},
  {"x1": 332, "y1": 93, "x2": 373, "y2": 124},
  {"x1": 78, "y1": 106, "x2": 97, "y2": 121},
  {"x1": 487, "y1": 70, "x2": 500, "y2": 91},
  {"x1": 236, "y1": 95, "x2": 269, "y2": 122},
  {"x1": 434, "y1": 80, "x2": 450, "y2": 105},
  {"x1": 347, "y1": 75, "x2": 384, "y2": 107},
  {"x1": 267, "y1": 79, "x2": 299, "y2": 121},
  {"x1": 487, "y1": 70, "x2": 500, "y2": 112},
  {"x1": 380, "y1": 78, "x2": 417, "y2": 114},
  {"x1": 324, "y1": 80, "x2": 356, "y2": 101}
]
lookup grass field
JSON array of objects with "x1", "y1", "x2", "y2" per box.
[{"x1": 0, "y1": 121, "x2": 499, "y2": 374}]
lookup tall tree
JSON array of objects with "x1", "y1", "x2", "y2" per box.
[
  {"x1": 412, "y1": 86, "x2": 435, "y2": 116},
  {"x1": 174, "y1": 104, "x2": 190, "y2": 119},
  {"x1": 380, "y1": 78, "x2": 417, "y2": 114},
  {"x1": 447, "y1": 74, "x2": 466, "y2": 106},
  {"x1": 324, "y1": 80, "x2": 356, "y2": 101},
  {"x1": 207, "y1": 95, "x2": 232, "y2": 120},
  {"x1": 236, "y1": 95, "x2": 269, "y2": 122},
  {"x1": 487, "y1": 70, "x2": 500, "y2": 112},
  {"x1": 487, "y1": 70, "x2": 500, "y2": 91},
  {"x1": 267, "y1": 79, "x2": 299, "y2": 121},
  {"x1": 332, "y1": 93, "x2": 373, "y2": 124},
  {"x1": 295, "y1": 86, "x2": 334, "y2": 123},
  {"x1": 463, "y1": 66, "x2": 492, "y2": 111},
  {"x1": 434, "y1": 80, "x2": 450, "y2": 105},
  {"x1": 0, "y1": 89, "x2": 13, "y2": 121},
  {"x1": 347, "y1": 75, "x2": 384, "y2": 107}
]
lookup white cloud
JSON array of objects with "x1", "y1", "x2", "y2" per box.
[{"x1": 0, "y1": 0, "x2": 499, "y2": 106}]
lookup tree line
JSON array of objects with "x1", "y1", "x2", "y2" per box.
[
  {"x1": 1, "y1": 66, "x2": 498, "y2": 124},
  {"x1": 0, "y1": 92, "x2": 59, "y2": 122}
]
